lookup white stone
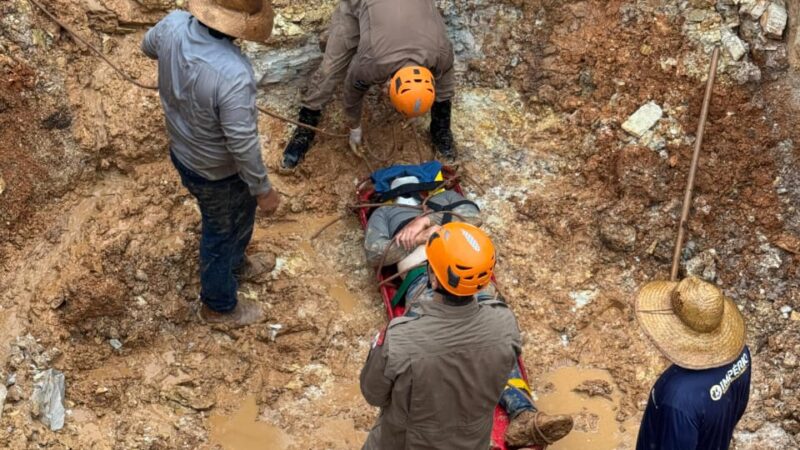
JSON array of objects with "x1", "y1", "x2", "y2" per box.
[
  {"x1": 760, "y1": 3, "x2": 787, "y2": 39},
  {"x1": 30, "y1": 369, "x2": 66, "y2": 431},
  {"x1": 722, "y1": 29, "x2": 748, "y2": 61},
  {"x1": 622, "y1": 101, "x2": 663, "y2": 137},
  {"x1": 740, "y1": 0, "x2": 769, "y2": 20},
  {"x1": 246, "y1": 42, "x2": 322, "y2": 86}
]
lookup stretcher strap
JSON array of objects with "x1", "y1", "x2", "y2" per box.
[{"x1": 390, "y1": 266, "x2": 427, "y2": 306}]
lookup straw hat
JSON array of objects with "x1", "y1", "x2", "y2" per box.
[
  {"x1": 635, "y1": 276, "x2": 745, "y2": 370},
  {"x1": 188, "y1": 0, "x2": 274, "y2": 43}
]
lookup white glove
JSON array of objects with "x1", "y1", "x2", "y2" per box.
[{"x1": 349, "y1": 126, "x2": 363, "y2": 151}]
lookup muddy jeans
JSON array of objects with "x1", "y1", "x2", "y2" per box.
[
  {"x1": 404, "y1": 276, "x2": 537, "y2": 420},
  {"x1": 170, "y1": 150, "x2": 257, "y2": 313}
]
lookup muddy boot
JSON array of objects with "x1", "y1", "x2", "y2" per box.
[
  {"x1": 197, "y1": 298, "x2": 266, "y2": 328},
  {"x1": 234, "y1": 253, "x2": 276, "y2": 282},
  {"x1": 429, "y1": 100, "x2": 456, "y2": 161},
  {"x1": 505, "y1": 410, "x2": 574, "y2": 448},
  {"x1": 281, "y1": 107, "x2": 322, "y2": 169}
]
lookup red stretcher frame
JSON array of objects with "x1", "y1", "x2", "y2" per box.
[{"x1": 355, "y1": 166, "x2": 539, "y2": 450}]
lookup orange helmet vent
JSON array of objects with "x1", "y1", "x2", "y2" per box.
[
  {"x1": 425, "y1": 222, "x2": 496, "y2": 297},
  {"x1": 389, "y1": 66, "x2": 436, "y2": 118}
]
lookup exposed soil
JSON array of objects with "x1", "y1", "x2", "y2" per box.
[{"x1": 0, "y1": 0, "x2": 798, "y2": 449}]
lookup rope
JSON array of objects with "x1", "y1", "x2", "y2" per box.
[
  {"x1": 28, "y1": 0, "x2": 158, "y2": 90},
  {"x1": 27, "y1": 0, "x2": 348, "y2": 137}
]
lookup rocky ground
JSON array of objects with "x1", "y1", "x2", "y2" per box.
[{"x1": 0, "y1": 0, "x2": 799, "y2": 449}]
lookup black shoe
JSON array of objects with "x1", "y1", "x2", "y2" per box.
[
  {"x1": 282, "y1": 107, "x2": 322, "y2": 169},
  {"x1": 430, "y1": 100, "x2": 456, "y2": 161}
]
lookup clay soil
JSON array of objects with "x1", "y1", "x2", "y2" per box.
[{"x1": 0, "y1": 0, "x2": 799, "y2": 449}]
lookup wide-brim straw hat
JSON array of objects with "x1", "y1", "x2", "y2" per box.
[
  {"x1": 188, "y1": 0, "x2": 274, "y2": 43},
  {"x1": 635, "y1": 276, "x2": 745, "y2": 370}
]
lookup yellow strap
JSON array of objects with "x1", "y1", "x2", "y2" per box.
[
  {"x1": 430, "y1": 171, "x2": 446, "y2": 196},
  {"x1": 506, "y1": 377, "x2": 532, "y2": 396}
]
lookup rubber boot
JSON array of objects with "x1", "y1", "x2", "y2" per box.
[
  {"x1": 282, "y1": 107, "x2": 322, "y2": 169},
  {"x1": 429, "y1": 100, "x2": 456, "y2": 161},
  {"x1": 505, "y1": 410, "x2": 574, "y2": 448}
]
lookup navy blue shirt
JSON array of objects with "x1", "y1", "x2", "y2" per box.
[{"x1": 637, "y1": 346, "x2": 751, "y2": 450}]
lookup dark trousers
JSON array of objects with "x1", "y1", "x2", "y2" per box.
[{"x1": 170, "y1": 151, "x2": 257, "y2": 312}]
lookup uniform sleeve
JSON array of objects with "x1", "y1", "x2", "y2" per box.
[
  {"x1": 643, "y1": 405, "x2": 699, "y2": 450},
  {"x1": 141, "y1": 16, "x2": 168, "y2": 59},
  {"x1": 217, "y1": 75, "x2": 272, "y2": 196},
  {"x1": 364, "y1": 208, "x2": 414, "y2": 267},
  {"x1": 360, "y1": 330, "x2": 394, "y2": 408}
]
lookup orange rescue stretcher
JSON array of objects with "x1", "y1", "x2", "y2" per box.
[{"x1": 355, "y1": 165, "x2": 538, "y2": 450}]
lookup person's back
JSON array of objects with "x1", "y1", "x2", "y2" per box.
[
  {"x1": 361, "y1": 297, "x2": 520, "y2": 449},
  {"x1": 142, "y1": 10, "x2": 264, "y2": 184},
  {"x1": 637, "y1": 346, "x2": 751, "y2": 449},
  {"x1": 359, "y1": 0, "x2": 451, "y2": 70}
]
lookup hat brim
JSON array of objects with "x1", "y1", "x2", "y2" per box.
[
  {"x1": 188, "y1": 0, "x2": 273, "y2": 43},
  {"x1": 635, "y1": 281, "x2": 746, "y2": 370}
]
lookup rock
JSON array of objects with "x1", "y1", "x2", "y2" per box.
[
  {"x1": 109, "y1": 339, "x2": 123, "y2": 350},
  {"x1": 573, "y1": 379, "x2": 614, "y2": 400},
  {"x1": 740, "y1": 0, "x2": 769, "y2": 20},
  {"x1": 727, "y1": 59, "x2": 762, "y2": 84},
  {"x1": 246, "y1": 41, "x2": 322, "y2": 86},
  {"x1": 0, "y1": 176, "x2": 5, "y2": 196},
  {"x1": 0, "y1": 385, "x2": 6, "y2": 419},
  {"x1": 622, "y1": 102, "x2": 663, "y2": 138},
  {"x1": 722, "y1": 28, "x2": 748, "y2": 61},
  {"x1": 599, "y1": 217, "x2": 637, "y2": 252},
  {"x1": 6, "y1": 385, "x2": 22, "y2": 403},
  {"x1": 734, "y1": 423, "x2": 794, "y2": 449},
  {"x1": 569, "y1": 290, "x2": 597, "y2": 309},
  {"x1": 685, "y1": 249, "x2": 718, "y2": 281},
  {"x1": 780, "y1": 305, "x2": 793, "y2": 318},
  {"x1": 268, "y1": 324, "x2": 283, "y2": 342},
  {"x1": 687, "y1": 9, "x2": 709, "y2": 23},
  {"x1": 30, "y1": 369, "x2": 66, "y2": 431},
  {"x1": 163, "y1": 385, "x2": 215, "y2": 411},
  {"x1": 791, "y1": 311, "x2": 800, "y2": 321},
  {"x1": 760, "y1": 3, "x2": 787, "y2": 39},
  {"x1": 134, "y1": 269, "x2": 148, "y2": 282},
  {"x1": 783, "y1": 352, "x2": 797, "y2": 368}
]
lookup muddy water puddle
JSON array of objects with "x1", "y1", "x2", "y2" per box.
[
  {"x1": 534, "y1": 367, "x2": 625, "y2": 450},
  {"x1": 209, "y1": 396, "x2": 293, "y2": 450},
  {"x1": 327, "y1": 279, "x2": 359, "y2": 313}
]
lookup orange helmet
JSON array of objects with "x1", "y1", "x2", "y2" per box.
[
  {"x1": 389, "y1": 66, "x2": 435, "y2": 118},
  {"x1": 426, "y1": 222, "x2": 496, "y2": 297}
]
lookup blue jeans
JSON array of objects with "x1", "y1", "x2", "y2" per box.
[
  {"x1": 171, "y1": 151, "x2": 257, "y2": 312},
  {"x1": 500, "y1": 360, "x2": 537, "y2": 419}
]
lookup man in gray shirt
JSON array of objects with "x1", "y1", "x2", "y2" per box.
[{"x1": 142, "y1": 0, "x2": 279, "y2": 327}]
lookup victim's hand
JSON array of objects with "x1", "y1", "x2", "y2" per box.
[{"x1": 396, "y1": 216, "x2": 432, "y2": 250}]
